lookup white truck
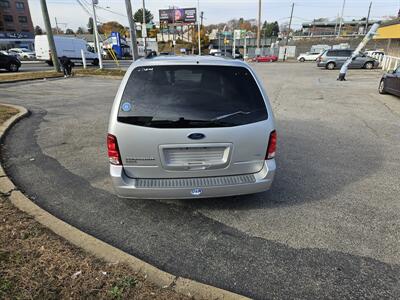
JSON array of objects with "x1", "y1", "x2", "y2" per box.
[{"x1": 35, "y1": 35, "x2": 99, "y2": 66}]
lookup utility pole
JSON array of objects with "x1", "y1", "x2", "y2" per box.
[
  {"x1": 256, "y1": 0, "x2": 261, "y2": 52},
  {"x1": 125, "y1": 0, "x2": 139, "y2": 60},
  {"x1": 142, "y1": 0, "x2": 147, "y2": 54},
  {"x1": 40, "y1": 0, "x2": 60, "y2": 72},
  {"x1": 197, "y1": 0, "x2": 201, "y2": 55},
  {"x1": 283, "y1": 3, "x2": 294, "y2": 61},
  {"x1": 91, "y1": 0, "x2": 103, "y2": 69},
  {"x1": 55, "y1": 17, "x2": 59, "y2": 34},
  {"x1": 365, "y1": 2, "x2": 372, "y2": 34},
  {"x1": 337, "y1": 0, "x2": 346, "y2": 37},
  {"x1": 334, "y1": 13, "x2": 339, "y2": 35}
]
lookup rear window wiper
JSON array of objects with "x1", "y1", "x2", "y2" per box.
[{"x1": 211, "y1": 109, "x2": 263, "y2": 122}]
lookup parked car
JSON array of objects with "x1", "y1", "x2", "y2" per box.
[
  {"x1": 297, "y1": 52, "x2": 322, "y2": 62},
  {"x1": 225, "y1": 49, "x2": 243, "y2": 59},
  {"x1": 379, "y1": 67, "x2": 400, "y2": 97},
  {"x1": 35, "y1": 35, "x2": 99, "y2": 66},
  {"x1": 317, "y1": 49, "x2": 379, "y2": 70},
  {"x1": 365, "y1": 50, "x2": 385, "y2": 57},
  {"x1": 8, "y1": 48, "x2": 36, "y2": 60},
  {"x1": 0, "y1": 52, "x2": 21, "y2": 72},
  {"x1": 209, "y1": 50, "x2": 222, "y2": 56},
  {"x1": 253, "y1": 55, "x2": 278, "y2": 62},
  {"x1": 107, "y1": 55, "x2": 276, "y2": 199}
]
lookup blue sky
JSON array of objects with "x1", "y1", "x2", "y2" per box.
[{"x1": 28, "y1": 0, "x2": 400, "y2": 30}]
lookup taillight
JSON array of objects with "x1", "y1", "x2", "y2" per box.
[
  {"x1": 266, "y1": 130, "x2": 277, "y2": 160},
  {"x1": 107, "y1": 134, "x2": 121, "y2": 165}
]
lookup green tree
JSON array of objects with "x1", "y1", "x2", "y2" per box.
[
  {"x1": 76, "y1": 27, "x2": 86, "y2": 34},
  {"x1": 262, "y1": 21, "x2": 280, "y2": 37},
  {"x1": 133, "y1": 8, "x2": 153, "y2": 23},
  {"x1": 66, "y1": 28, "x2": 75, "y2": 34}
]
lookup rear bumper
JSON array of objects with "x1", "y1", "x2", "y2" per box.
[{"x1": 110, "y1": 160, "x2": 276, "y2": 199}]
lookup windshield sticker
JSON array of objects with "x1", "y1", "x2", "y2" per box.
[{"x1": 121, "y1": 102, "x2": 132, "y2": 112}]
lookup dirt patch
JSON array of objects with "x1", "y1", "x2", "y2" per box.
[
  {"x1": 0, "y1": 105, "x2": 189, "y2": 299},
  {"x1": 0, "y1": 195, "x2": 191, "y2": 299}
]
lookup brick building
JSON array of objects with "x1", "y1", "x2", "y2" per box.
[{"x1": 0, "y1": 0, "x2": 34, "y2": 50}]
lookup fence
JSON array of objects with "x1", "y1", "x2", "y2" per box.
[{"x1": 371, "y1": 53, "x2": 400, "y2": 71}]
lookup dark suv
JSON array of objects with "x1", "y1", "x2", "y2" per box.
[
  {"x1": 317, "y1": 49, "x2": 379, "y2": 70},
  {"x1": 0, "y1": 52, "x2": 21, "y2": 72}
]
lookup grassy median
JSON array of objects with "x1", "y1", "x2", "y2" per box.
[
  {"x1": 0, "y1": 69, "x2": 125, "y2": 83},
  {"x1": 0, "y1": 71, "x2": 63, "y2": 82},
  {"x1": 0, "y1": 105, "x2": 188, "y2": 300}
]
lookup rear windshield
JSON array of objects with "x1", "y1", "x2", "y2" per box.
[{"x1": 118, "y1": 65, "x2": 267, "y2": 128}]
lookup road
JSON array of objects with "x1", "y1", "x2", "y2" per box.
[{"x1": 1, "y1": 63, "x2": 399, "y2": 299}]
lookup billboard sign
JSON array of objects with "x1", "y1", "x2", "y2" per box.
[{"x1": 159, "y1": 8, "x2": 197, "y2": 24}]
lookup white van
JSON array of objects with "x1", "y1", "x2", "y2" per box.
[{"x1": 35, "y1": 35, "x2": 99, "y2": 66}]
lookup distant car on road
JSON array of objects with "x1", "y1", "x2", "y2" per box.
[
  {"x1": 297, "y1": 52, "x2": 322, "y2": 62},
  {"x1": 253, "y1": 55, "x2": 278, "y2": 63},
  {"x1": 0, "y1": 51, "x2": 21, "y2": 72},
  {"x1": 107, "y1": 55, "x2": 276, "y2": 199},
  {"x1": 379, "y1": 66, "x2": 400, "y2": 97},
  {"x1": 317, "y1": 49, "x2": 379, "y2": 70},
  {"x1": 8, "y1": 48, "x2": 35, "y2": 60}
]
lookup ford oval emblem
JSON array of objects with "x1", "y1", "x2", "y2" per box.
[
  {"x1": 191, "y1": 188, "x2": 203, "y2": 196},
  {"x1": 188, "y1": 133, "x2": 205, "y2": 140}
]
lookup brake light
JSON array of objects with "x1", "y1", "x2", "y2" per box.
[
  {"x1": 266, "y1": 130, "x2": 277, "y2": 160},
  {"x1": 107, "y1": 134, "x2": 121, "y2": 165}
]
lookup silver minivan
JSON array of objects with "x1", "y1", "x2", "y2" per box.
[{"x1": 107, "y1": 55, "x2": 276, "y2": 199}]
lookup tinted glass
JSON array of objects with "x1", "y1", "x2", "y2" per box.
[
  {"x1": 119, "y1": 65, "x2": 267, "y2": 128},
  {"x1": 338, "y1": 50, "x2": 352, "y2": 57},
  {"x1": 326, "y1": 50, "x2": 337, "y2": 56}
]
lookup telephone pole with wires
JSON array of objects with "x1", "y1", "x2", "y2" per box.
[
  {"x1": 142, "y1": 0, "x2": 147, "y2": 53},
  {"x1": 256, "y1": 0, "x2": 261, "y2": 52},
  {"x1": 337, "y1": 0, "x2": 346, "y2": 37},
  {"x1": 365, "y1": 2, "x2": 372, "y2": 34},
  {"x1": 283, "y1": 3, "x2": 294, "y2": 62},
  {"x1": 197, "y1": 0, "x2": 201, "y2": 55},
  {"x1": 124, "y1": 0, "x2": 139, "y2": 60},
  {"x1": 40, "y1": 0, "x2": 60, "y2": 72},
  {"x1": 91, "y1": 0, "x2": 103, "y2": 69}
]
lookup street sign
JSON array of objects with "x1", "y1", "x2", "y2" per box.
[
  {"x1": 142, "y1": 25, "x2": 147, "y2": 38},
  {"x1": 234, "y1": 30, "x2": 242, "y2": 40}
]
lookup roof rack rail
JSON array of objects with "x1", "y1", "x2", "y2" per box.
[{"x1": 145, "y1": 51, "x2": 157, "y2": 59}]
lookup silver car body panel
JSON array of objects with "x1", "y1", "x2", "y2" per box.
[{"x1": 108, "y1": 56, "x2": 276, "y2": 199}]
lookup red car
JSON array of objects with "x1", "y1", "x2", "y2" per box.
[{"x1": 253, "y1": 55, "x2": 278, "y2": 63}]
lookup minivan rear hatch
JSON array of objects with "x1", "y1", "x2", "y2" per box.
[{"x1": 115, "y1": 64, "x2": 270, "y2": 179}]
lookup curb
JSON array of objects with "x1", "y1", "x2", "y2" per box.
[{"x1": 0, "y1": 103, "x2": 250, "y2": 300}]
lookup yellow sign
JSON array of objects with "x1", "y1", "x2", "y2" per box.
[{"x1": 374, "y1": 23, "x2": 400, "y2": 39}]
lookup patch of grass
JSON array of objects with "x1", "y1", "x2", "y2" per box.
[
  {"x1": 0, "y1": 278, "x2": 13, "y2": 296},
  {"x1": 0, "y1": 196, "x2": 190, "y2": 299},
  {"x1": 0, "y1": 70, "x2": 62, "y2": 82},
  {"x1": 74, "y1": 68, "x2": 125, "y2": 78},
  {"x1": 0, "y1": 105, "x2": 19, "y2": 124},
  {"x1": 109, "y1": 275, "x2": 138, "y2": 299}
]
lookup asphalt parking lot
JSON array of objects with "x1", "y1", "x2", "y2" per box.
[{"x1": 1, "y1": 63, "x2": 399, "y2": 299}]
